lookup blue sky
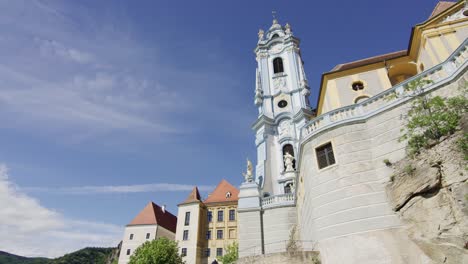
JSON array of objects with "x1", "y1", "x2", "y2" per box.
[{"x1": 0, "y1": 0, "x2": 448, "y2": 257}]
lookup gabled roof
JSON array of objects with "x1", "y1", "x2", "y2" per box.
[
  {"x1": 203, "y1": 179, "x2": 239, "y2": 204},
  {"x1": 128, "y1": 201, "x2": 177, "y2": 233},
  {"x1": 331, "y1": 50, "x2": 407, "y2": 72},
  {"x1": 428, "y1": 1, "x2": 456, "y2": 19},
  {"x1": 179, "y1": 186, "x2": 202, "y2": 205}
]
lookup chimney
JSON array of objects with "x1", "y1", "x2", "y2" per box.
[{"x1": 161, "y1": 205, "x2": 166, "y2": 213}]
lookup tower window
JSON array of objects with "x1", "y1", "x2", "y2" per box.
[
  {"x1": 206, "y1": 230, "x2": 212, "y2": 240},
  {"x1": 183, "y1": 230, "x2": 189, "y2": 240},
  {"x1": 278, "y1": 100, "x2": 288, "y2": 108},
  {"x1": 316, "y1": 142, "x2": 336, "y2": 169},
  {"x1": 181, "y1": 248, "x2": 187, "y2": 257},
  {"x1": 184, "y1": 212, "x2": 190, "y2": 226},
  {"x1": 351, "y1": 81, "x2": 365, "y2": 91},
  {"x1": 126, "y1": 249, "x2": 131, "y2": 255},
  {"x1": 272, "y1": 33, "x2": 279, "y2": 39},
  {"x1": 273, "y1": 57, "x2": 284, "y2": 73},
  {"x1": 205, "y1": 248, "x2": 211, "y2": 257},
  {"x1": 129, "y1": 234, "x2": 134, "y2": 240},
  {"x1": 284, "y1": 182, "x2": 293, "y2": 194},
  {"x1": 146, "y1": 233, "x2": 150, "y2": 239}
]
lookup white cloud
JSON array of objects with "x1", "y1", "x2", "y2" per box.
[
  {"x1": 0, "y1": 66, "x2": 179, "y2": 138},
  {"x1": 0, "y1": 164, "x2": 121, "y2": 258},
  {"x1": 36, "y1": 38, "x2": 94, "y2": 64},
  {"x1": 23, "y1": 183, "x2": 215, "y2": 194}
]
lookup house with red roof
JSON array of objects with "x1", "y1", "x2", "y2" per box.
[
  {"x1": 175, "y1": 179, "x2": 239, "y2": 264},
  {"x1": 118, "y1": 202, "x2": 177, "y2": 264}
]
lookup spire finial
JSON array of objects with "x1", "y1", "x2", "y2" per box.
[{"x1": 272, "y1": 11, "x2": 278, "y2": 24}]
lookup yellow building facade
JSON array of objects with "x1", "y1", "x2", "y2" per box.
[
  {"x1": 176, "y1": 179, "x2": 239, "y2": 264},
  {"x1": 317, "y1": 1, "x2": 468, "y2": 115}
]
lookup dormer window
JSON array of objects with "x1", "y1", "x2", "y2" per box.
[
  {"x1": 225, "y1": 192, "x2": 231, "y2": 198},
  {"x1": 272, "y1": 34, "x2": 279, "y2": 39},
  {"x1": 273, "y1": 57, "x2": 284, "y2": 74}
]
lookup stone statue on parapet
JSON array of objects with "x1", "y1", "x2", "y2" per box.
[
  {"x1": 258, "y1": 29, "x2": 264, "y2": 41},
  {"x1": 242, "y1": 158, "x2": 254, "y2": 183},
  {"x1": 284, "y1": 151, "x2": 295, "y2": 172}
]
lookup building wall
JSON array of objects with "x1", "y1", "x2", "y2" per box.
[
  {"x1": 238, "y1": 210, "x2": 263, "y2": 257},
  {"x1": 175, "y1": 203, "x2": 204, "y2": 264},
  {"x1": 156, "y1": 225, "x2": 175, "y2": 240},
  {"x1": 118, "y1": 225, "x2": 158, "y2": 264},
  {"x1": 321, "y1": 67, "x2": 392, "y2": 114},
  {"x1": 418, "y1": 20, "x2": 468, "y2": 70},
  {"x1": 204, "y1": 203, "x2": 238, "y2": 263},
  {"x1": 263, "y1": 206, "x2": 296, "y2": 254},
  {"x1": 296, "y1": 73, "x2": 465, "y2": 263}
]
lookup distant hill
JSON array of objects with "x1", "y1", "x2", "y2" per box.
[{"x1": 0, "y1": 246, "x2": 119, "y2": 264}]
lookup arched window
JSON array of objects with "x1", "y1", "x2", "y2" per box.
[
  {"x1": 354, "y1": 95, "x2": 370, "y2": 104},
  {"x1": 273, "y1": 57, "x2": 284, "y2": 74},
  {"x1": 272, "y1": 34, "x2": 279, "y2": 39},
  {"x1": 284, "y1": 182, "x2": 293, "y2": 194},
  {"x1": 282, "y1": 144, "x2": 295, "y2": 170}
]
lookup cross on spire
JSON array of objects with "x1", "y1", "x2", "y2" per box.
[{"x1": 272, "y1": 10, "x2": 277, "y2": 20}]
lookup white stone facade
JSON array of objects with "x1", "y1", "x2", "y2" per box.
[
  {"x1": 238, "y1": 3, "x2": 468, "y2": 263},
  {"x1": 118, "y1": 225, "x2": 175, "y2": 264},
  {"x1": 175, "y1": 203, "x2": 203, "y2": 264}
]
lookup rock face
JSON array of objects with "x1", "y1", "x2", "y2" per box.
[{"x1": 386, "y1": 132, "x2": 468, "y2": 264}]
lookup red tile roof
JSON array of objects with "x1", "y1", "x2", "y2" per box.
[
  {"x1": 204, "y1": 179, "x2": 239, "y2": 204},
  {"x1": 331, "y1": 50, "x2": 407, "y2": 72},
  {"x1": 128, "y1": 201, "x2": 177, "y2": 233},
  {"x1": 179, "y1": 186, "x2": 202, "y2": 205},
  {"x1": 428, "y1": 1, "x2": 456, "y2": 19}
]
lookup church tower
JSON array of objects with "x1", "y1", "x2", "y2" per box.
[{"x1": 253, "y1": 19, "x2": 313, "y2": 196}]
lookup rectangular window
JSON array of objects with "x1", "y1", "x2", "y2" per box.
[
  {"x1": 183, "y1": 230, "x2": 189, "y2": 240},
  {"x1": 316, "y1": 142, "x2": 336, "y2": 169},
  {"x1": 216, "y1": 248, "x2": 223, "y2": 257},
  {"x1": 217, "y1": 210, "x2": 224, "y2": 222},
  {"x1": 207, "y1": 211, "x2": 212, "y2": 222},
  {"x1": 229, "y1": 229, "x2": 236, "y2": 239},
  {"x1": 181, "y1": 248, "x2": 187, "y2": 257},
  {"x1": 129, "y1": 234, "x2": 134, "y2": 240},
  {"x1": 184, "y1": 212, "x2": 190, "y2": 226},
  {"x1": 206, "y1": 230, "x2": 211, "y2": 240},
  {"x1": 217, "y1": 229, "x2": 223, "y2": 239},
  {"x1": 229, "y1": 209, "x2": 235, "y2": 221},
  {"x1": 205, "y1": 248, "x2": 211, "y2": 257},
  {"x1": 126, "y1": 249, "x2": 131, "y2": 255},
  {"x1": 146, "y1": 233, "x2": 150, "y2": 239}
]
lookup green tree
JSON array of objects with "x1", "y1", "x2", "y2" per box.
[
  {"x1": 395, "y1": 78, "x2": 467, "y2": 156},
  {"x1": 129, "y1": 237, "x2": 184, "y2": 264},
  {"x1": 217, "y1": 242, "x2": 238, "y2": 264}
]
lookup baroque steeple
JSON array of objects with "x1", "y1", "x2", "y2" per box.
[{"x1": 251, "y1": 19, "x2": 313, "y2": 196}]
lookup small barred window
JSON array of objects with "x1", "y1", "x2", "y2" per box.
[{"x1": 315, "y1": 142, "x2": 336, "y2": 169}]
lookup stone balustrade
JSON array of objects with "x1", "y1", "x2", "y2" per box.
[
  {"x1": 301, "y1": 39, "x2": 468, "y2": 141},
  {"x1": 261, "y1": 193, "x2": 295, "y2": 209}
]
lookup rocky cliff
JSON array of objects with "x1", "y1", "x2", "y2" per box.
[{"x1": 386, "y1": 119, "x2": 468, "y2": 264}]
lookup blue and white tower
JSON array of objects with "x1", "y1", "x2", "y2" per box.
[
  {"x1": 253, "y1": 19, "x2": 313, "y2": 196},
  {"x1": 238, "y1": 19, "x2": 314, "y2": 258}
]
